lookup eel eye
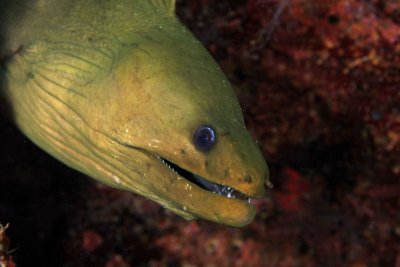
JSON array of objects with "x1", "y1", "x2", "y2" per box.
[{"x1": 193, "y1": 125, "x2": 216, "y2": 151}]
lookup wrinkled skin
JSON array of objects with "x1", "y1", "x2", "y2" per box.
[{"x1": 0, "y1": 0, "x2": 269, "y2": 227}]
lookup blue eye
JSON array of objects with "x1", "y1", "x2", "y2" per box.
[{"x1": 193, "y1": 126, "x2": 216, "y2": 151}]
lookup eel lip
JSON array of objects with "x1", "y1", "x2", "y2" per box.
[{"x1": 156, "y1": 156, "x2": 255, "y2": 203}]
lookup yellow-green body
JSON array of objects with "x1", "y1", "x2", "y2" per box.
[{"x1": 0, "y1": 0, "x2": 269, "y2": 227}]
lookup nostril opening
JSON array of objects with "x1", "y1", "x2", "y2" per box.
[
  {"x1": 243, "y1": 175, "x2": 253, "y2": 184},
  {"x1": 223, "y1": 169, "x2": 229, "y2": 178}
]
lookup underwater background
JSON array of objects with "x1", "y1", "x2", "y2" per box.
[{"x1": 0, "y1": 0, "x2": 399, "y2": 266}]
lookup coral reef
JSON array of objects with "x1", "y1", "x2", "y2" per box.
[{"x1": 0, "y1": 224, "x2": 15, "y2": 267}]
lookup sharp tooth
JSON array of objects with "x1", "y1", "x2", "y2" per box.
[{"x1": 158, "y1": 157, "x2": 252, "y2": 203}]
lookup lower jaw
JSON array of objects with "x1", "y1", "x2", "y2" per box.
[
  {"x1": 187, "y1": 193, "x2": 257, "y2": 227},
  {"x1": 151, "y1": 156, "x2": 258, "y2": 226},
  {"x1": 164, "y1": 175, "x2": 257, "y2": 227}
]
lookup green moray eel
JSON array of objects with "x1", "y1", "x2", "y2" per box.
[{"x1": 0, "y1": 0, "x2": 270, "y2": 227}]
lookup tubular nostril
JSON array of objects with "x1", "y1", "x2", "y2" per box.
[
  {"x1": 265, "y1": 171, "x2": 273, "y2": 188},
  {"x1": 264, "y1": 168, "x2": 272, "y2": 188}
]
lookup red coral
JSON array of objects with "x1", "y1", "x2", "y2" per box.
[
  {"x1": 82, "y1": 230, "x2": 104, "y2": 253},
  {"x1": 105, "y1": 255, "x2": 130, "y2": 267},
  {"x1": 274, "y1": 168, "x2": 311, "y2": 213},
  {"x1": 0, "y1": 224, "x2": 16, "y2": 267}
]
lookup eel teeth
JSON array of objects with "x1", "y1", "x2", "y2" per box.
[{"x1": 157, "y1": 155, "x2": 253, "y2": 203}]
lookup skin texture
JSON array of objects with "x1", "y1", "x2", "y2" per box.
[{"x1": 0, "y1": 0, "x2": 270, "y2": 227}]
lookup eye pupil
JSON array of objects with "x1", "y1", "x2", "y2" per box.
[{"x1": 193, "y1": 126, "x2": 216, "y2": 151}]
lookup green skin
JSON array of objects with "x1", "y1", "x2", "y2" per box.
[{"x1": 0, "y1": 0, "x2": 270, "y2": 227}]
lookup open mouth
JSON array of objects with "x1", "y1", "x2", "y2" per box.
[{"x1": 156, "y1": 156, "x2": 252, "y2": 204}]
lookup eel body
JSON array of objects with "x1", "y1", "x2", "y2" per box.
[{"x1": 0, "y1": 0, "x2": 269, "y2": 227}]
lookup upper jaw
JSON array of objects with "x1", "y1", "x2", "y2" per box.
[{"x1": 156, "y1": 155, "x2": 264, "y2": 203}]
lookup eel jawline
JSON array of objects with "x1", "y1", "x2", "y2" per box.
[{"x1": 156, "y1": 156, "x2": 252, "y2": 203}]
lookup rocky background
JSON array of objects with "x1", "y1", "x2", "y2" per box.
[{"x1": 0, "y1": 0, "x2": 399, "y2": 266}]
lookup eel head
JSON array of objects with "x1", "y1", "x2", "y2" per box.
[
  {"x1": 3, "y1": 0, "x2": 269, "y2": 227},
  {"x1": 87, "y1": 23, "x2": 270, "y2": 227}
]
